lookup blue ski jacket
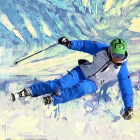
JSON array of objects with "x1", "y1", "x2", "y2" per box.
[{"x1": 67, "y1": 40, "x2": 133, "y2": 111}]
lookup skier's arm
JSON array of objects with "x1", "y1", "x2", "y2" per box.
[
  {"x1": 69, "y1": 40, "x2": 109, "y2": 55},
  {"x1": 58, "y1": 37, "x2": 108, "y2": 55},
  {"x1": 117, "y1": 61, "x2": 133, "y2": 111}
]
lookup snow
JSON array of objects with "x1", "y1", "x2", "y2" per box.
[{"x1": 0, "y1": 0, "x2": 140, "y2": 139}]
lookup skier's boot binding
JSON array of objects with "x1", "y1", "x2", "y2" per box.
[
  {"x1": 11, "y1": 88, "x2": 31, "y2": 102},
  {"x1": 43, "y1": 95, "x2": 53, "y2": 105}
]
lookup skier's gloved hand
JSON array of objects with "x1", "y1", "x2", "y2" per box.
[
  {"x1": 58, "y1": 37, "x2": 72, "y2": 47},
  {"x1": 122, "y1": 107, "x2": 133, "y2": 120}
]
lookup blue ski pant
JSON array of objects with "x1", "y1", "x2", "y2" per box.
[{"x1": 29, "y1": 66, "x2": 97, "y2": 106}]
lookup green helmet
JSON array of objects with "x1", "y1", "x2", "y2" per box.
[{"x1": 110, "y1": 38, "x2": 127, "y2": 55}]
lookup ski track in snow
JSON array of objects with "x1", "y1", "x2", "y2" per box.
[{"x1": 0, "y1": 0, "x2": 140, "y2": 139}]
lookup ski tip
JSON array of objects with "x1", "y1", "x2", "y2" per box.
[
  {"x1": 11, "y1": 93, "x2": 16, "y2": 102},
  {"x1": 43, "y1": 97, "x2": 47, "y2": 105}
]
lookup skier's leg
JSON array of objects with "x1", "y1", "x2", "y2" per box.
[
  {"x1": 29, "y1": 66, "x2": 86, "y2": 97},
  {"x1": 12, "y1": 66, "x2": 87, "y2": 102},
  {"x1": 51, "y1": 80, "x2": 97, "y2": 106}
]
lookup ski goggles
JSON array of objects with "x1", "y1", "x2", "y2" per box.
[{"x1": 111, "y1": 52, "x2": 125, "y2": 59}]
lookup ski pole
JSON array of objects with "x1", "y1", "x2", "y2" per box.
[{"x1": 14, "y1": 43, "x2": 59, "y2": 65}]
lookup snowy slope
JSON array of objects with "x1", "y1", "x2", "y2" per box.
[{"x1": 0, "y1": 0, "x2": 140, "y2": 139}]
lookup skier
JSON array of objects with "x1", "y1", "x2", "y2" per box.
[{"x1": 11, "y1": 37, "x2": 133, "y2": 120}]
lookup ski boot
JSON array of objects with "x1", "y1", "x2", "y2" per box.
[
  {"x1": 11, "y1": 88, "x2": 31, "y2": 102},
  {"x1": 43, "y1": 90, "x2": 60, "y2": 105},
  {"x1": 43, "y1": 95, "x2": 53, "y2": 105}
]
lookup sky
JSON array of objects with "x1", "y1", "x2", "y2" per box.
[{"x1": 0, "y1": 0, "x2": 140, "y2": 139}]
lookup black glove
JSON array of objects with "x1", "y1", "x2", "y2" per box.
[
  {"x1": 122, "y1": 107, "x2": 133, "y2": 120},
  {"x1": 58, "y1": 37, "x2": 72, "y2": 47}
]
